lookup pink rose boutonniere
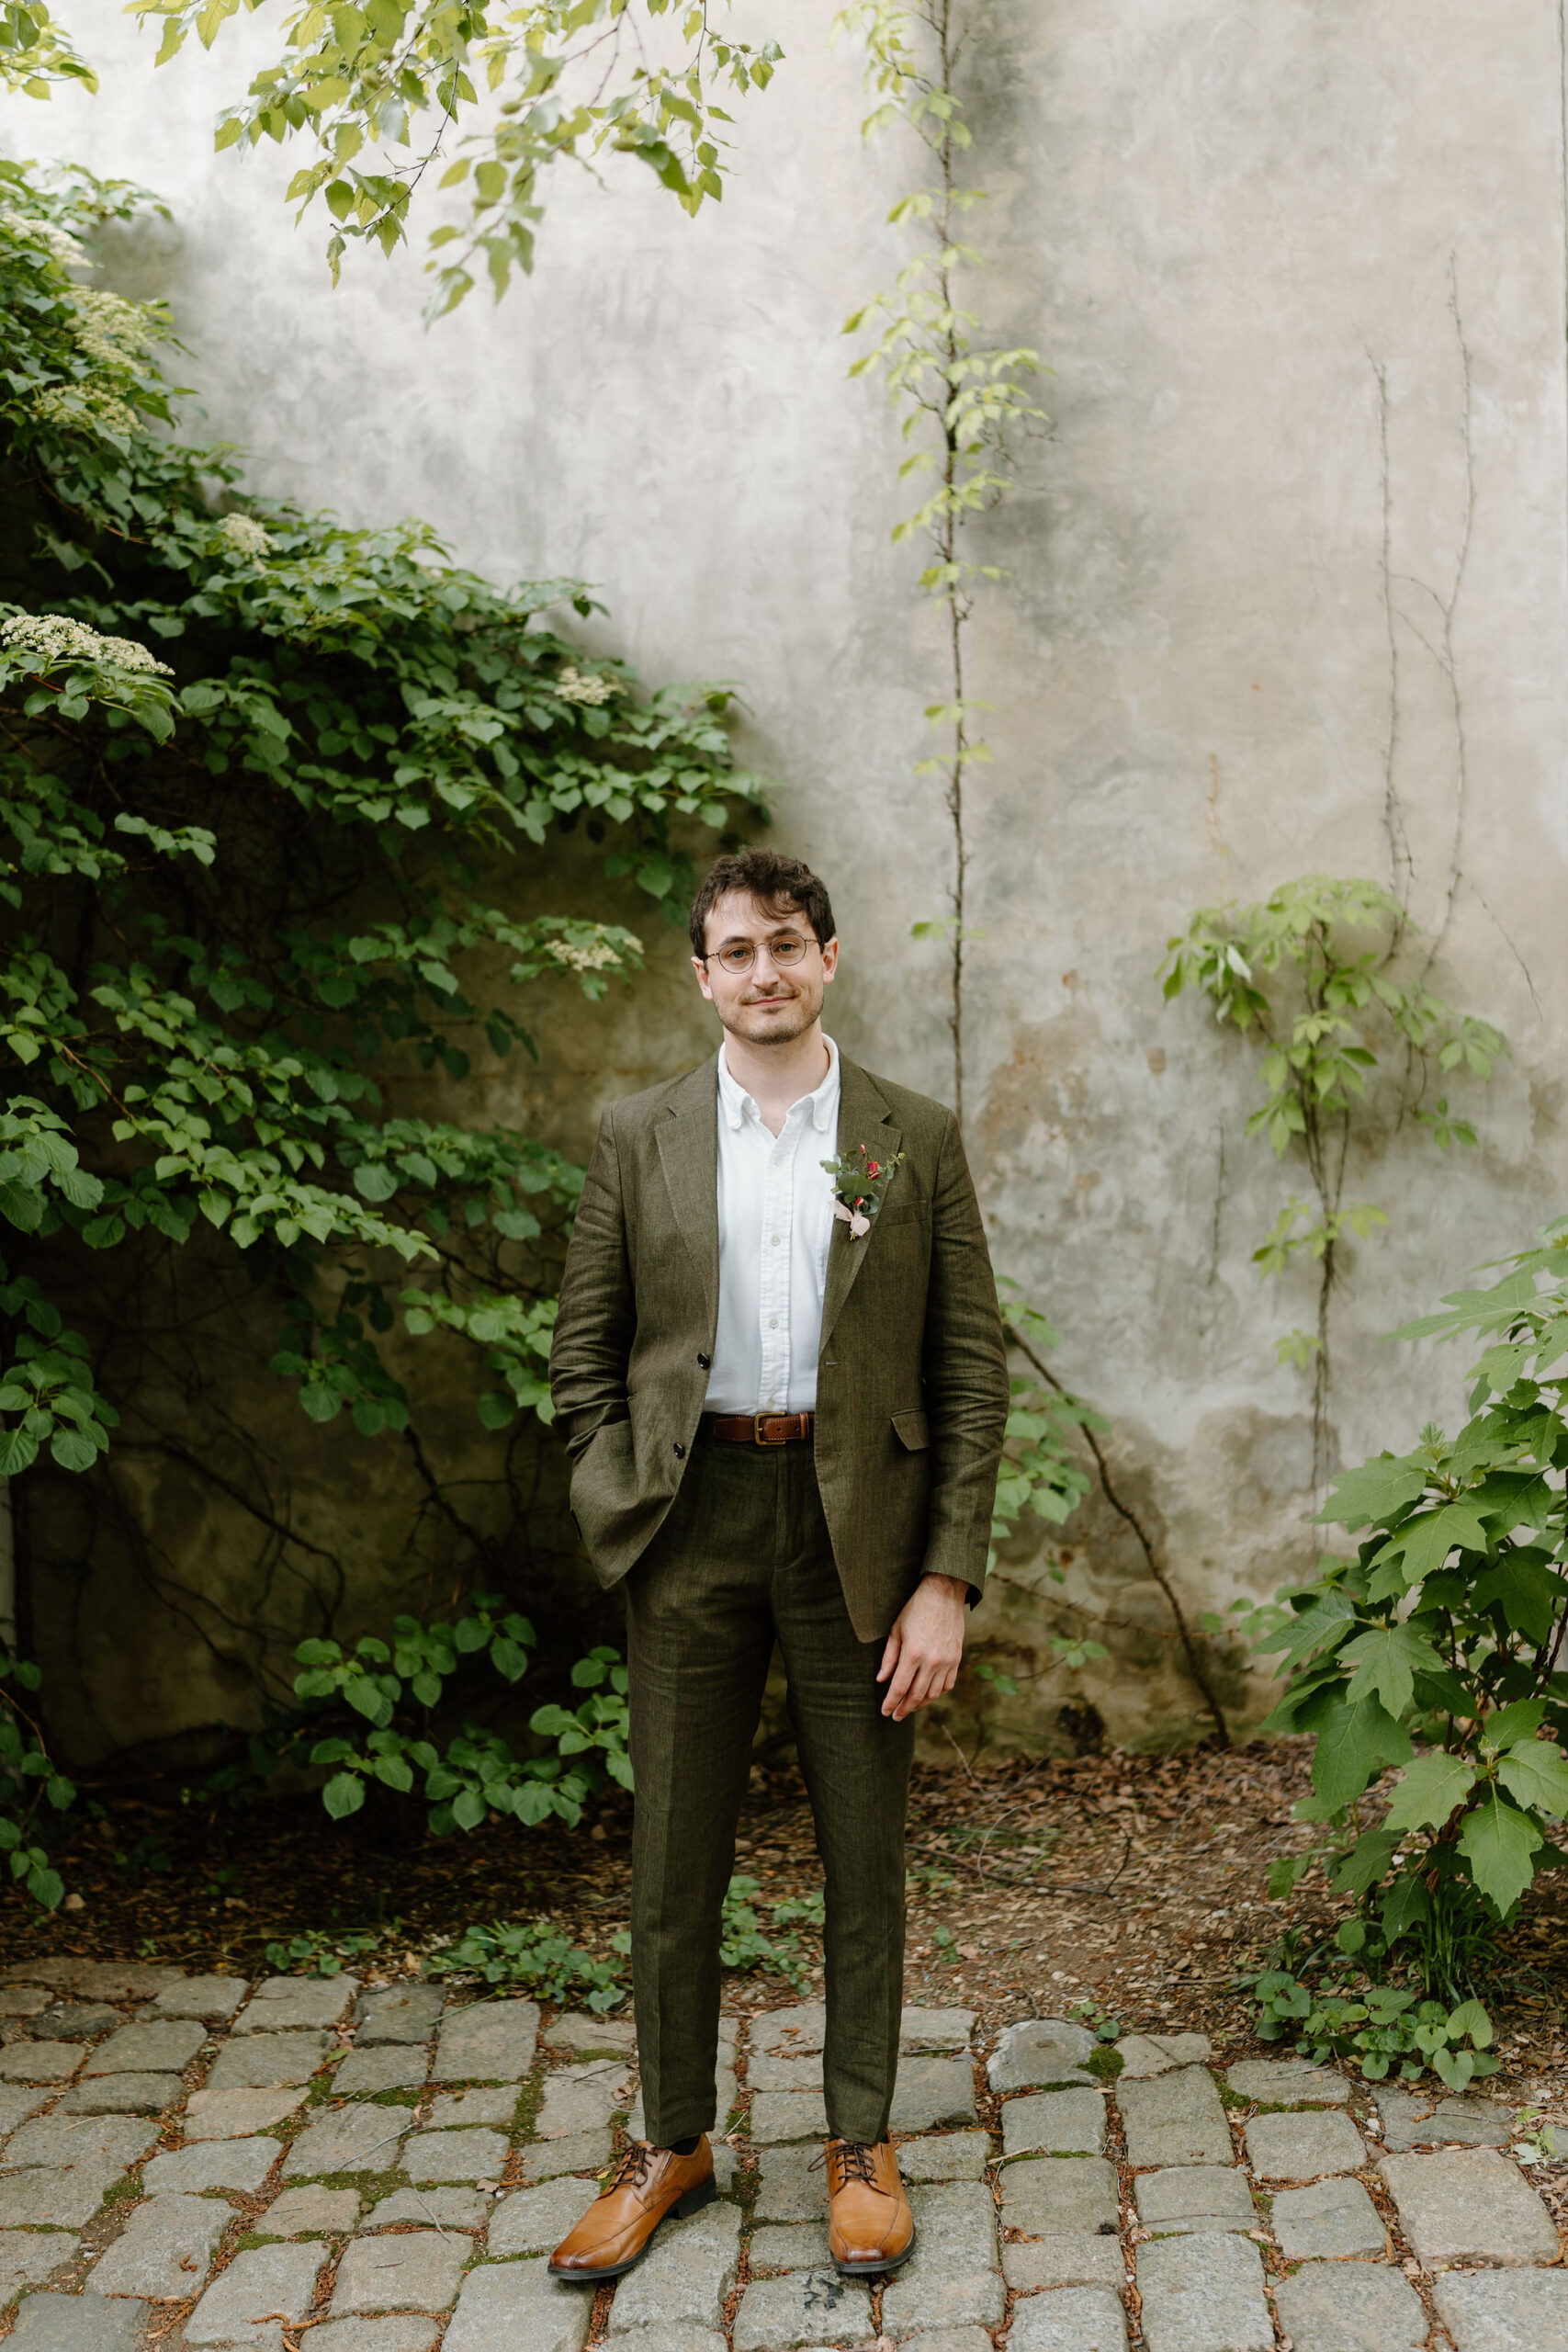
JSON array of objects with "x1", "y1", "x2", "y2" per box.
[{"x1": 820, "y1": 1141, "x2": 907, "y2": 1239}]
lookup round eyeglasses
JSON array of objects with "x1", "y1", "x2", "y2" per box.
[{"x1": 701, "y1": 933, "x2": 818, "y2": 975}]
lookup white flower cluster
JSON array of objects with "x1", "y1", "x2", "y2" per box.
[
  {"x1": 0, "y1": 612, "x2": 174, "y2": 677},
  {"x1": 31, "y1": 383, "x2": 139, "y2": 439},
  {"x1": 218, "y1": 513, "x2": 275, "y2": 560},
  {"x1": 70, "y1": 288, "x2": 152, "y2": 368},
  {"x1": 549, "y1": 933, "x2": 637, "y2": 973},
  {"x1": 555, "y1": 663, "x2": 615, "y2": 707},
  {"x1": 0, "y1": 207, "x2": 84, "y2": 267}
]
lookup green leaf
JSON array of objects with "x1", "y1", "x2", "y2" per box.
[
  {"x1": 321, "y1": 1771, "x2": 365, "y2": 1820},
  {"x1": 1317, "y1": 1456, "x2": 1427, "y2": 1532},
  {"x1": 1459, "y1": 1791, "x2": 1541, "y2": 1914},
  {"x1": 452, "y1": 1787, "x2": 486, "y2": 1831},
  {"x1": 1496, "y1": 1742, "x2": 1568, "y2": 1817},
  {"x1": 1338, "y1": 1622, "x2": 1444, "y2": 1718},
  {"x1": 1369, "y1": 1504, "x2": 1490, "y2": 1589},
  {"x1": 1328, "y1": 1828, "x2": 1400, "y2": 1898},
  {"x1": 1472, "y1": 1554, "x2": 1562, "y2": 1645},
  {"x1": 1384, "y1": 1750, "x2": 1478, "y2": 1830},
  {"x1": 1302, "y1": 1687, "x2": 1413, "y2": 1808}
]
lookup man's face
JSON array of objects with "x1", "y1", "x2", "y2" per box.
[{"x1": 693, "y1": 890, "x2": 838, "y2": 1047}]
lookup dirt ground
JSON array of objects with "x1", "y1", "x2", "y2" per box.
[{"x1": 11, "y1": 1736, "x2": 1568, "y2": 2116}]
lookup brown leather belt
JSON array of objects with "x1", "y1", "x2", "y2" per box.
[{"x1": 705, "y1": 1412, "x2": 815, "y2": 1445}]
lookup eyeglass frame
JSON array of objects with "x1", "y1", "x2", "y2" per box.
[{"x1": 697, "y1": 929, "x2": 823, "y2": 975}]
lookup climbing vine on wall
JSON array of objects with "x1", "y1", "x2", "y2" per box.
[{"x1": 1161, "y1": 876, "x2": 1506, "y2": 1487}]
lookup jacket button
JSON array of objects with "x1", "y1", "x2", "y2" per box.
[
  {"x1": 696, "y1": 1351, "x2": 710, "y2": 1369},
  {"x1": 672, "y1": 1440, "x2": 686, "y2": 1458}
]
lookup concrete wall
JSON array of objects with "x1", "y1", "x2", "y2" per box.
[{"x1": 7, "y1": 0, "x2": 1568, "y2": 1758}]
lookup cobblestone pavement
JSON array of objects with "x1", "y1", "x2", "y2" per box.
[{"x1": 1, "y1": 1961, "x2": 1564, "y2": 2348}]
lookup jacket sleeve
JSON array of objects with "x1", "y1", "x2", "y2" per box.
[
  {"x1": 919, "y1": 1111, "x2": 1010, "y2": 1600},
  {"x1": 549, "y1": 1105, "x2": 636, "y2": 1462}
]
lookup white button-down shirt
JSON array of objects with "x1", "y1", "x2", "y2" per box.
[{"x1": 703, "y1": 1036, "x2": 841, "y2": 1416}]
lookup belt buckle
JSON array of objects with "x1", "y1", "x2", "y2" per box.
[{"x1": 753, "y1": 1413, "x2": 786, "y2": 1446}]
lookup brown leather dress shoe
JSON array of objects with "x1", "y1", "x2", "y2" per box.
[
  {"x1": 825, "y1": 2136, "x2": 916, "y2": 2275},
  {"x1": 547, "y1": 2137, "x2": 716, "y2": 2280}
]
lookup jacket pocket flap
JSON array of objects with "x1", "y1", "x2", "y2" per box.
[{"x1": 892, "y1": 1408, "x2": 930, "y2": 1452}]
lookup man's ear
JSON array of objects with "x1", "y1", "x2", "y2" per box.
[
  {"x1": 692, "y1": 956, "x2": 716, "y2": 1001},
  {"x1": 820, "y1": 935, "x2": 840, "y2": 983}
]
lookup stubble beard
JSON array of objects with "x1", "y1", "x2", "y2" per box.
[{"x1": 721, "y1": 981, "x2": 823, "y2": 1049}]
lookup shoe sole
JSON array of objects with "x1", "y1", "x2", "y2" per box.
[
  {"x1": 547, "y1": 2177, "x2": 718, "y2": 2283},
  {"x1": 832, "y1": 2220, "x2": 918, "y2": 2278}
]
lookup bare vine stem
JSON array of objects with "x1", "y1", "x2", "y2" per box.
[{"x1": 1005, "y1": 1323, "x2": 1231, "y2": 1747}]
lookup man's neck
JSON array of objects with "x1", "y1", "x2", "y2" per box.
[{"x1": 721, "y1": 1023, "x2": 831, "y2": 1138}]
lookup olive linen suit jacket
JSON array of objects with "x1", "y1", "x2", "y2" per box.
[{"x1": 548, "y1": 1049, "x2": 1010, "y2": 1643}]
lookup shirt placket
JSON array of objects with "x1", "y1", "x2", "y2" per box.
[{"x1": 757, "y1": 1108, "x2": 795, "y2": 1410}]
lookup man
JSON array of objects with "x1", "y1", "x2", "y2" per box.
[{"x1": 546, "y1": 846, "x2": 1009, "y2": 2283}]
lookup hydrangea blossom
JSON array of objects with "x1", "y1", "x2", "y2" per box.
[
  {"x1": 31, "y1": 383, "x2": 139, "y2": 439},
  {"x1": 548, "y1": 932, "x2": 638, "y2": 973},
  {"x1": 217, "y1": 513, "x2": 275, "y2": 560},
  {"x1": 69, "y1": 289, "x2": 152, "y2": 368},
  {"x1": 555, "y1": 663, "x2": 615, "y2": 706},
  {"x1": 0, "y1": 207, "x2": 84, "y2": 268},
  {"x1": 1, "y1": 613, "x2": 174, "y2": 677}
]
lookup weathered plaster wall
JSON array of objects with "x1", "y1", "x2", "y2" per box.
[{"x1": 7, "y1": 0, "x2": 1568, "y2": 1759}]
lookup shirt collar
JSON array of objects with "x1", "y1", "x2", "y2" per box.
[{"x1": 718, "y1": 1035, "x2": 840, "y2": 1133}]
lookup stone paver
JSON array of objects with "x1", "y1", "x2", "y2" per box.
[
  {"x1": 311, "y1": 2324, "x2": 441, "y2": 2352},
  {"x1": 521, "y1": 2127, "x2": 614, "y2": 2180},
  {"x1": 755, "y1": 2143, "x2": 827, "y2": 2222},
  {"x1": 237, "y1": 1975, "x2": 359, "y2": 2033},
  {"x1": 0, "y1": 2162, "x2": 128, "y2": 2228},
  {"x1": 57, "y1": 2074, "x2": 181, "y2": 2116},
  {"x1": 433, "y1": 1998, "x2": 539, "y2": 2083},
  {"x1": 748, "y1": 2050, "x2": 823, "y2": 2091},
  {"x1": 988, "y1": 2018, "x2": 1098, "y2": 2091},
  {"x1": 332, "y1": 2228, "x2": 468, "y2": 2314},
  {"x1": 898, "y1": 2128, "x2": 989, "y2": 2180},
  {"x1": 1275, "y1": 2260, "x2": 1428, "y2": 2352},
  {"x1": 1374, "y1": 2086, "x2": 1515, "y2": 2151},
  {"x1": 427, "y1": 2086, "x2": 515, "y2": 2129},
  {"x1": 1134, "y1": 2164, "x2": 1255, "y2": 2234},
  {"x1": 750, "y1": 2090, "x2": 829, "y2": 2143},
  {"x1": 752, "y1": 2003, "x2": 826, "y2": 2053},
  {"x1": 148, "y1": 1977, "x2": 251, "y2": 2026},
  {"x1": 84, "y1": 2019, "x2": 204, "y2": 2075},
  {"x1": 1271, "y1": 2174, "x2": 1386, "y2": 2258},
  {"x1": 537, "y1": 2058, "x2": 633, "y2": 2136},
  {"x1": 259, "y1": 2184, "x2": 362, "y2": 2234},
  {"x1": 9, "y1": 2296, "x2": 149, "y2": 2349},
  {"x1": 402, "y1": 2126, "x2": 509, "y2": 2181},
  {"x1": 285, "y1": 2104, "x2": 411, "y2": 2177},
  {"x1": 3, "y1": 2113, "x2": 157, "y2": 2172},
  {"x1": 1010, "y1": 2287, "x2": 1128, "y2": 2351},
  {"x1": 1120, "y1": 2067, "x2": 1234, "y2": 2168},
  {"x1": 85, "y1": 2188, "x2": 228, "y2": 2300},
  {"x1": 1001, "y1": 2153, "x2": 1120, "y2": 2235},
  {"x1": 0, "y1": 2086, "x2": 49, "y2": 2134},
  {"x1": 443, "y1": 2256, "x2": 592, "y2": 2352},
  {"x1": 890, "y1": 2053, "x2": 978, "y2": 2132},
  {"x1": 750, "y1": 2220, "x2": 831, "y2": 2270},
  {"x1": 366, "y1": 2184, "x2": 489, "y2": 2230},
  {"x1": 547, "y1": 2010, "x2": 637, "y2": 2052},
  {"x1": 0, "y1": 2047, "x2": 82, "y2": 2085},
  {"x1": 185, "y1": 2085, "x2": 309, "y2": 2138},
  {"x1": 1224, "y1": 2058, "x2": 1348, "y2": 2105},
  {"x1": 1245, "y1": 2108, "x2": 1366, "y2": 2179},
  {"x1": 607, "y1": 2199, "x2": 741, "y2": 2332},
  {"x1": 491, "y1": 2175, "x2": 599, "y2": 2255},
  {"x1": 881, "y1": 2180, "x2": 1004, "y2": 2334},
  {"x1": 355, "y1": 1985, "x2": 446, "y2": 2045},
  {"x1": 900, "y1": 2007, "x2": 975, "y2": 2051},
  {"x1": 1136, "y1": 2231, "x2": 1272, "y2": 2352},
  {"x1": 0, "y1": 2229, "x2": 78, "y2": 2301},
  {"x1": 336, "y1": 2047, "x2": 428, "y2": 2096},
  {"x1": 1003, "y1": 2236, "x2": 1124, "y2": 2289},
  {"x1": 731, "y1": 2267, "x2": 872, "y2": 2352},
  {"x1": 204, "y1": 2030, "x2": 332, "y2": 2093},
  {"x1": 1380, "y1": 2145, "x2": 1562, "y2": 2265},
  {"x1": 1436, "y1": 2267, "x2": 1568, "y2": 2349},
  {"x1": 186, "y1": 2242, "x2": 327, "y2": 2344},
  {"x1": 142, "y1": 2134, "x2": 280, "y2": 2195},
  {"x1": 1117, "y1": 2033, "x2": 1212, "y2": 2078},
  {"x1": 1001, "y1": 2086, "x2": 1105, "y2": 2156},
  {"x1": 25, "y1": 2002, "x2": 119, "y2": 2041}
]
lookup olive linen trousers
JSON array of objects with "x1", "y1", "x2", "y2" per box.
[{"x1": 626, "y1": 1422, "x2": 915, "y2": 2148}]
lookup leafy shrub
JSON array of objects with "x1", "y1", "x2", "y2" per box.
[
  {"x1": 719, "y1": 1874, "x2": 825, "y2": 1990},
  {"x1": 1256, "y1": 1218, "x2": 1568, "y2": 2001},
  {"x1": 426, "y1": 1917, "x2": 630, "y2": 2011},
  {"x1": 1, "y1": 1646, "x2": 74, "y2": 1907},
  {"x1": 1250, "y1": 1955, "x2": 1495, "y2": 2092},
  {"x1": 264, "y1": 1927, "x2": 385, "y2": 1977}
]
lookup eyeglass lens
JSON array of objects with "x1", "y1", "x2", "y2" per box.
[{"x1": 716, "y1": 934, "x2": 810, "y2": 972}]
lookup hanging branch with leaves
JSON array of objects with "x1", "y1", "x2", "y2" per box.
[{"x1": 836, "y1": 0, "x2": 1046, "y2": 1128}]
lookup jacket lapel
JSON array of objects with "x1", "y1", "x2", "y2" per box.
[
  {"x1": 654, "y1": 1056, "x2": 721, "y2": 1331},
  {"x1": 819, "y1": 1056, "x2": 902, "y2": 1354}
]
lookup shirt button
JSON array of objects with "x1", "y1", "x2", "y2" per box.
[
  {"x1": 672, "y1": 1440, "x2": 685, "y2": 1459},
  {"x1": 770, "y1": 1235, "x2": 781, "y2": 1246},
  {"x1": 769, "y1": 1318, "x2": 779, "y2": 1329}
]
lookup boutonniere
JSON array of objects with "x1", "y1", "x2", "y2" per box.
[{"x1": 821, "y1": 1141, "x2": 907, "y2": 1238}]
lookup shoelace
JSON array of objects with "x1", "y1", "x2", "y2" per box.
[
  {"x1": 607, "y1": 2141, "x2": 656, "y2": 2193},
  {"x1": 823, "y1": 2137, "x2": 882, "y2": 2191}
]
